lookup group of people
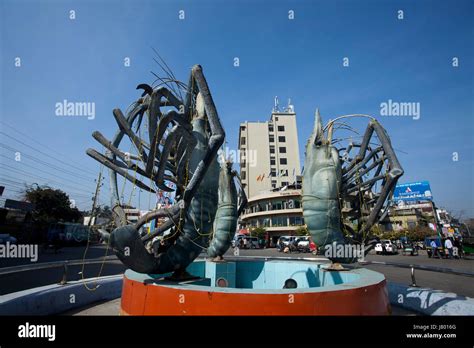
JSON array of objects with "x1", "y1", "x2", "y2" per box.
[{"x1": 430, "y1": 236, "x2": 463, "y2": 259}]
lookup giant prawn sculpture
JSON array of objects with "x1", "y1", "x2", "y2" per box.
[
  {"x1": 303, "y1": 110, "x2": 404, "y2": 263},
  {"x1": 87, "y1": 65, "x2": 246, "y2": 278}
]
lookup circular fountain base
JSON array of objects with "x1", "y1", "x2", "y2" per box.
[{"x1": 120, "y1": 259, "x2": 390, "y2": 315}]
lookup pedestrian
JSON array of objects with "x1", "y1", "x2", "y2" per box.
[
  {"x1": 444, "y1": 238, "x2": 454, "y2": 259},
  {"x1": 454, "y1": 237, "x2": 463, "y2": 259},
  {"x1": 430, "y1": 239, "x2": 438, "y2": 258},
  {"x1": 243, "y1": 237, "x2": 248, "y2": 249}
]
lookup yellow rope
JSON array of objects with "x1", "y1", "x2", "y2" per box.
[{"x1": 80, "y1": 163, "x2": 111, "y2": 291}]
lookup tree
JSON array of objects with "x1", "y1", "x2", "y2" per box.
[
  {"x1": 295, "y1": 226, "x2": 309, "y2": 236},
  {"x1": 250, "y1": 227, "x2": 266, "y2": 239},
  {"x1": 406, "y1": 226, "x2": 433, "y2": 241},
  {"x1": 23, "y1": 185, "x2": 82, "y2": 225}
]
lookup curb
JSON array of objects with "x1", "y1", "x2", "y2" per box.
[{"x1": 0, "y1": 274, "x2": 123, "y2": 315}]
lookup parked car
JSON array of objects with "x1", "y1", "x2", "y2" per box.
[
  {"x1": 0, "y1": 234, "x2": 17, "y2": 244},
  {"x1": 295, "y1": 236, "x2": 311, "y2": 252},
  {"x1": 232, "y1": 235, "x2": 259, "y2": 249},
  {"x1": 375, "y1": 240, "x2": 397, "y2": 254},
  {"x1": 277, "y1": 236, "x2": 297, "y2": 251},
  {"x1": 278, "y1": 236, "x2": 296, "y2": 247}
]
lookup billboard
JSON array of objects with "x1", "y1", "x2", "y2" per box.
[
  {"x1": 4, "y1": 199, "x2": 35, "y2": 212},
  {"x1": 393, "y1": 181, "x2": 433, "y2": 202}
]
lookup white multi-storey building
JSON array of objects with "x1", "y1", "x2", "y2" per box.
[{"x1": 238, "y1": 97, "x2": 301, "y2": 199}]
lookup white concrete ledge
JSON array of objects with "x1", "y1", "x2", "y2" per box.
[
  {"x1": 388, "y1": 282, "x2": 474, "y2": 315},
  {"x1": 0, "y1": 274, "x2": 123, "y2": 315}
]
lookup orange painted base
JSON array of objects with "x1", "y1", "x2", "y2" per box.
[{"x1": 120, "y1": 274, "x2": 391, "y2": 316}]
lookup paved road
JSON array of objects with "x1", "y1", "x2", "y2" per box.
[
  {"x1": 0, "y1": 244, "x2": 125, "y2": 295},
  {"x1": 0, "y1": 244, "x2": 115, "y2": 268}
]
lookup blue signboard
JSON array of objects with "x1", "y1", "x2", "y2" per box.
[{"x1": 393, "y1": 181, "x2": 433, "y2": 202}]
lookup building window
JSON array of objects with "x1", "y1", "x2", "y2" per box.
[
  {"x1": 271, "y1": 183, "x2": 276, "y2": 188},
  {"x1": 271, "y1": 216, "x2": 287, "y2": 227},
  {"x1": 279, "y1": 147, "x2": 286, "y2": 153},
  {"x1": 289, "y1": 216, "x2": 303, "y2": 226},
  {"x1": 278, "y1": 125, "x2": 285, "y2": 131},
  {"x1": 278, "y1": 136, "x2": 286, "y2": 142},
  {"x1": 280, "y1": 158, "x2": 287, "y2": 165},
  {"x1": 282, "y1": 181, "x2": 288, "y2": 186},
  {"x1": 270, "y1": 145, "x2": 275, "y2": 154},
  {"x1": 270, "y1": 158, "x2": 276, "y2": 165},
  {"x1": 241, "y1": 171, "x2": 246, "y2": 180},
  {"x1": 275, "y1": 117, "x2": 279, "y2": 121},
  {"x1": 240, "y1": 126, "x2": 246, "y2": 131},
  {"x1": 272, "y1": 202, "x2": 283, "y2": 210},
  {"x1": 269, "y1": 135, "x2": 274, "y2": 143},
  {"x1": 240, "y1": 137, "x2": 246, "y2": 146},
  {"x1": 268, "y1": 124, "x2": 274, "y2": 132}
]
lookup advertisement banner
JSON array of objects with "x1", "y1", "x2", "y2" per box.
[{"x1": 393, "y1": 181, "x2": 433, "y2": 202}]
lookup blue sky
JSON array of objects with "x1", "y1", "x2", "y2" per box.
[{"x1": 1, "y1": 0, "x2": 473, "y2": 217}]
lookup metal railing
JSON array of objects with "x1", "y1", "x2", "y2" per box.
[{"x1": 358, "y1": 260, "x2": 474, "y2": 287}]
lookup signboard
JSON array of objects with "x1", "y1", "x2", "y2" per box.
[
  {"x1": 393, "y1": 181, "x2": 433, "y2": 202},
  {"x1": 4, "y1": 199, "x2": 34, "y2": 212}
]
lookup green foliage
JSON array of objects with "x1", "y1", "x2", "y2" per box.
[
  {"x1": 376, "y1": 225, "x2": 434, "y2": 241},
  {"x1": 370, "y1": 224, "x2": 384, "y2": 237},
  {"x1": 405, "y1": 225, "x2": 434, "y2": 241},
  {"x1": 24, "y1": 185, "x2": 82, "y2": 225},
  {"x1": 250, "y1": 226, "x2": 266, "y2": 238},
  {"x1": 295, "y1": 226, "x2": 309, "y2": 236}
]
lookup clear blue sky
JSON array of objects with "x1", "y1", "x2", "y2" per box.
[{"x1": 1, "y1": 0, "x2": 473, "y2": 217}]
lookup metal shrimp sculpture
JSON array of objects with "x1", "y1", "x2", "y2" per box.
[
  {"x1": 87, "y1": 65, "x2": 247, "y2": 276},
  {"x1": 303, "y1": 110, "x2": 404, "y2": 263}
]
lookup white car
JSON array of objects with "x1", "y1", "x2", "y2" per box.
[
  {"x1": 278, "y1": 236, "x2": 296, "y2": 247},
  {"x1": 375, "y1": 240, "x2": 397, "y2": 254},
  {"x1": 296, "y1": 237, "x2": 310, "y2": 248}
]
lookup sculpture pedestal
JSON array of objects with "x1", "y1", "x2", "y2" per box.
[{"x1": 120, "y1": 259, "x2": 390, "y2": 315}]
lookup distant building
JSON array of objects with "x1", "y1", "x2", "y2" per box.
[
  {"x1": 379, "y1": 202, "x2": 435, "y2": 231},
  {"x1": 123, "y1": 207, "x2": 141, "y2": 224},
  {"x1": 239, "y1": 182, "x2": 304, "y2": 246},
  {"x1": 238, "y1": 97, "x2": 301, "y2": 199}
]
